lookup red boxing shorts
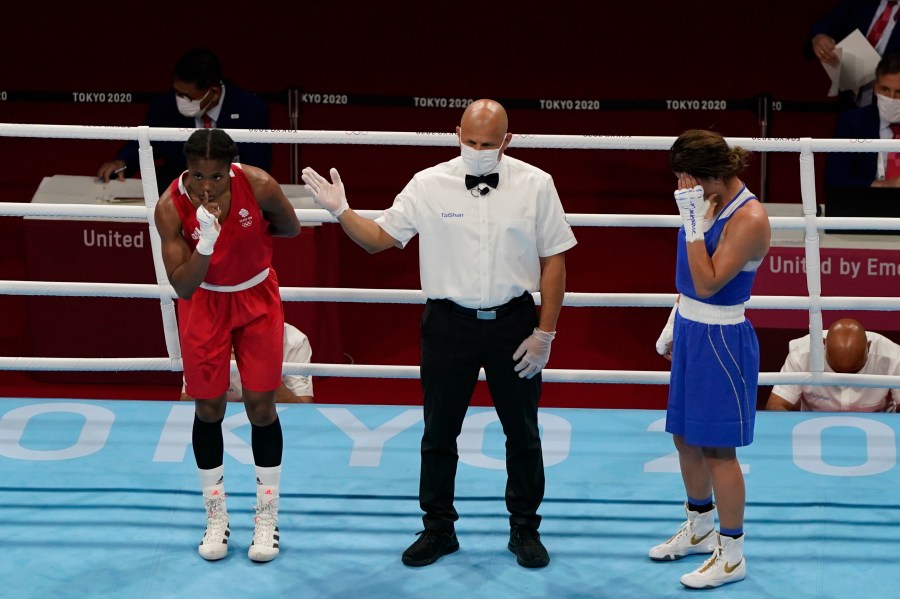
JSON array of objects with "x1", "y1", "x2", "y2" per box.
[{"x1": 180, "y1": 269, "x2": 284, "y2": 399}]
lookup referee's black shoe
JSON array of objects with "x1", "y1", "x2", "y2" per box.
[
  {"x1": 402, "y1": 529, "x2": 459, "y2": 567},
  {"x1": 508, "y1": 525, "x2": 550, "y2": 568}
]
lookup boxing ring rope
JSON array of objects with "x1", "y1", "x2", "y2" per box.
[
  {"x1": 2, "y1": 123, "x2": 900, "y2": 390},
  {"x1": 4, "y1": 279, "x2": 900, "y2": 312},
  {"x1": 3, "y1": 202, "x2": 900, "y2": 231}
]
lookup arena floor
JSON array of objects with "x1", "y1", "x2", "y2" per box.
[{"x1": 1, "y1": 398, "x2": 898, "y2": 598}]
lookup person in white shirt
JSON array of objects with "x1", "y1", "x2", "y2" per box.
[
  {"x1": 301, "y1": 99, "x2": 577, "y2": 570},
  {"x1": 767, "y1": 318, "x2": 900, "y2": 412},
  {"x1": 181, "y1": 323, "x2": 314, "y2": 403}
]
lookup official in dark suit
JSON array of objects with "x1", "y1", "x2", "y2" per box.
[
  {"x1": 828, "y1": 103, "x2": 880, "y2": 187},
  {"x1": 97, "y1": 48, "x2": 271, "y2": 193},
  {"x1": 827, "y1": 52, "x2": 900, "y2": 188},
  {"x1": 810, "y1": 0, "x2": 900, "y2": 108}
]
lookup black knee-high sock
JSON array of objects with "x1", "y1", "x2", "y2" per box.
[
  {"x1": 251, "y1": 417, "x2": 283, "y2": 468},
  {"x1": 192, "y1": 414, "x2": 225, "y2": 470}
]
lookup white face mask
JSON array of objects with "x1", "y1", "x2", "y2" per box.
[
  {"x1": 877, "y1": 93, "x2": 900, "y2": 124},
  {"x1": 459, "y1": 137, "x2": 505, "y2": 175},
  {"x1": 176, "y1": 88, "x2": 212, "y2": 118}
]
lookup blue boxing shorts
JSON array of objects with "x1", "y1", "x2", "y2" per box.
[{"x1": 665, "y1": 297, "x2": 759, "y2": 448}]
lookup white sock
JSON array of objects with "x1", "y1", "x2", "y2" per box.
[
  {"x1": 199, "y1": 465, "x2": 224, "y2": 496},
  {"x1": 255, "y1": 465, "x2": 281, "y2": 499}
]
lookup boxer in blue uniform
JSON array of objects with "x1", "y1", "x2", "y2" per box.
[{"x1": 650, "y1": 130, "x2": 771, "y2": 590}]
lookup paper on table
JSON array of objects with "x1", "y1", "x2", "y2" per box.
[
  {"x1": 31, "y1": 175, "x2": 143, "y2": 203},
  {"x1": 823, "y1": 29, "x2": 881, "y2": 96},
  {"x1": 101, "y1": 179, "x2": 145, "y2": 202}
]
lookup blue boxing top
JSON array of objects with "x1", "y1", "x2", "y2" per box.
[{"x1": 675, "y1": 185, "x2": 761, "y2": 306}]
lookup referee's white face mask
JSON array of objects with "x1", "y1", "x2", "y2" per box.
[{"x1": 459, "y1": 135, "x2": 506, "y2": 175}]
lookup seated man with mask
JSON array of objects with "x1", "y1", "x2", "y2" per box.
[
  {"x1": 827, "y1": 52, "x2": 900, "y2": 189},
  {"x1": 96, "y1": 48, "x2": 271, "y2": 193}
]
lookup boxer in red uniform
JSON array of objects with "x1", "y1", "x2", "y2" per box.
[{"x1": 155, "y1": 128, "x2": 301, "y2": 563}]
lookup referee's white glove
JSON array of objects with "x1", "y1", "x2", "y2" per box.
[
  {"x1": 302, "y1": 167, "x2": 350, "y2": 218},
  {"x1": 655, "y1": 302, "x2": 678, "y2": 360},
  {"x1": 513, "y1": 328, "x2": 556, "y2": 379},
  {"x1": 674, "y1": 185, "x2": 709, "y2": 243},
  {"x1": 195, "y1": 204, "x2": 220, "y2": 256}
]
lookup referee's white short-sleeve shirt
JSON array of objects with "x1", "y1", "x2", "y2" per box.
[{"x1": 375, "y1": 155, "x2": 577, "y2": 309}]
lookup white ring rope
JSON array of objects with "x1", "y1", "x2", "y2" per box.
[
  {"x1": 2, "y1": 281, "x2": 900, "y2": 312},
  {"x1": 4, "y1": 123, "x2": 900, "y2": 153},
  {"x1": 3, "y1": 203, "x2": 900, "y2": 232},
  {"x1": 0, "y1": 356, "x2": 896, "y2": 389},
  {"x1": 2, "y1": 125, "x2": 899, "y2": 394}
]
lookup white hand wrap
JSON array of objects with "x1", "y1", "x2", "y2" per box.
[
  {"x1": 655, "y1": 302, "x2": 678, "y2": 356},
  {"x1": 512, "y1": 328, "x2": 556, "y2": 379},
  {"x1": 301, "y1": 167, "x2": 350, "y2": 218},
  {"x1": 674, "y1": 185, "x2": 709, "y2": 243},
  {"x1": 195, "y1": 204, "x2": 220, "y2": 256}
]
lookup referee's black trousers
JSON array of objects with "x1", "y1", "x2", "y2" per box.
[{"x1": 418, "y1": 294, "x2": 544, "y2": 532}]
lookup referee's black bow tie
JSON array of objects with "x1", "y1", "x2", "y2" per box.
[{"x1": 465, "y1": 173, "x2": 499, "y2": 190}]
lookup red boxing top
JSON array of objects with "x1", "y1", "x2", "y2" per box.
[{"x1": 171, "y1": 163, "x2": 273, "y2": 286}]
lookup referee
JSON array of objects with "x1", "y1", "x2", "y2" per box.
[{"x1": 302, "y1": 99, "x2": 577, "y2": 569}]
